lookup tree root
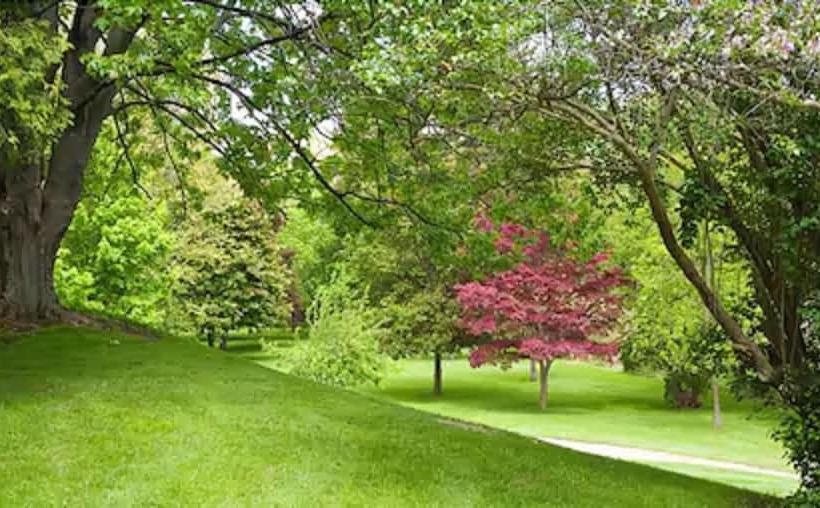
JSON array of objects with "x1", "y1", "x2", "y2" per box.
[{"x1": 0, "y1": 305, "x2": 160, "y2": 340}]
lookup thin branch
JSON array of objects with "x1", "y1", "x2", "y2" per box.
[
  {"x1": 189, "y1": 72, "x2": 375, "y2": 226},
  {"x1": 197, "y1": 23, "x2": 317, "y2": 67},
  {"x1": 112, "y1": 102, "x2": 151, "y2": 199},
  {"x1": 184, "y1": 0, "x2": 294, "y2": 29},
  {"x1": 159, "y1": 122, "x2": 188, "y2": 218}
]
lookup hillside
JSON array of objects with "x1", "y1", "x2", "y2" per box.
[{"x1": 0, "y1": 328, "x2": 777, "y2": 507}]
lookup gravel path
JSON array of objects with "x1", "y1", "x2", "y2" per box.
[{"x1": 540, "y1": 437, "x2": 797, "y2": 479}]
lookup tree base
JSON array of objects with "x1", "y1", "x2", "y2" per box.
[{"x1": 0, "y1": 304, "x2": 158, "y2": 340}]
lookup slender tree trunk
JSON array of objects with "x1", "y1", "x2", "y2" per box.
[
  {"x1": 702, "y1": 221, "x2": 722, "y2": 429},
  {"x1": 219, "y1": 336, "x2": 227, "y2": 350},
  {"x1": 538, "y1": 359, "x2": 553, "y2": 410},
  {"x1": 633, "y1": 152, "x2": 776, "y2": 381},
  {"x1": 529, "y1": 359, "x2": 537, "y2": 382},
  {"x1": 433, "y1": 351, "x2": 443, "y2": 396},
  {"x1": 711, "y1": 378, "x2": 722, "y2": 429}
]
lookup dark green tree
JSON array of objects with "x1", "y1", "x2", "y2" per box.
[{"x1": 174, "y1": 201, "x2": 289, "y2": 349}]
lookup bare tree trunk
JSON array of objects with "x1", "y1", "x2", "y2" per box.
[
  {"x1": 702, "y1": 221, "x2": 722, "y2": 429},
  {"x1": 0, "y1": 163, "x2": 59, "y2": 321},
  {"x1": 711, "y1": 378, "x2": 722, "y2": 429},
  {"x1": 538, "y1": 359, "x2": 553, "y2": 410},
  {"x1": 529, "y1": 359, "x2": 537, "y2": 382},
  {"x1": 433, "y1": 351, "x2": 443, "y2": 396}
]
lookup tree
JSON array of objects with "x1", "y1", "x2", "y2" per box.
[
  {"x1": 455, "y1": 217, "x2": 626, "y2": 410},
  {"x1": 608, "y1": 207, "x2": 746, "y2": 416},
  {"x1": 48, "y1": 119, "x2": 175, "y2": 326},
  {"x1": 55, "y1": 193, "x2": 173, "y2": 326},
  {"x1": 382, "y1": 283, "x2": 461, "y2": 396},
  {"x1": 0, "y1": 1, "x2": 391, "y2": 321},
  {"x1": 173, "y1": 200, "x2": 289, "y2": 349}
]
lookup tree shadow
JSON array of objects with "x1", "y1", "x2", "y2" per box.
[{"x1": 381, "y1": 382, "x2": 675, "y2": 415}]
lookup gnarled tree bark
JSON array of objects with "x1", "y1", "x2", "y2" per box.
[{"x1": 0, "y1": 163, "x2": 57, "y2": 320}]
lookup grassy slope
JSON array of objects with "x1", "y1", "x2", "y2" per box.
[
  {"x1": 368, "y1": 359, "x2": 786, "y2": 468},
  {"x1": 362, "y1": 359, "x2": 796, "y2": 495},
  {"x1": 0, "y1": 328, "x2": 776, "y2": 508}
]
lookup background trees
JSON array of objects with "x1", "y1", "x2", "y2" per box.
[
  {"x1": 0, "y1": 0, "x2": 380, "y2": 320},
  {"x1": 349, "y1": 1, "x2": 820, "y2": 495}
]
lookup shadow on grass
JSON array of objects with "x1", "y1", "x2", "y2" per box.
[
  {"x1": 376, "y1": 378, "x2": 778, "y2": 418},
  {"x1": 222, "y1": 341, "x2": 263, "y2": 355}
]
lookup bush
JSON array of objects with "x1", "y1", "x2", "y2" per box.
[
  {"x1": 776, "y1": 368, "x2": 820, "y2": 505},
  {"x1": 272, "y1": 273, "x2": 387, "y2": 388},
  {"x1": 663, "y1": 372, "x2": 708, "y2": 409}
]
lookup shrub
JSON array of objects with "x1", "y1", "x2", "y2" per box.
[
  {"x1": 55, "y1": 196, "x2": 173, "y2": 327},
  {"x1": 775, "y1": 361, "x2": 820, "y2": 505},
  {"x1": 273, "y1": 273, "x2": 387, "y2": 388}
]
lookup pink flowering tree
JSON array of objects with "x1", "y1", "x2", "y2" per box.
[{"x1": 455, "y1": 216, "x2": 628, "y2": 410}]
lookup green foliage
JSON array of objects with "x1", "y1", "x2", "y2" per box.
[
  {"x1": 776, "y1": 374, "x2": 820, "y2": 506},
  {"x1": 775, "y1": 305, "x2": 820, "y2": 503},
  {"x1": 173, "y1": 201, "x2": 290, "y2": 343},
  {"x1": 0, "y1": 18, "x2": 69, "y2": 163},
  {"x1": 277, "y1": 207, "x2": 342, "y2": 309},
  {"x1": 610, "y1": 208, "x2": 745, "y2": 374},
  {"x1": 55, "y1": 195, "x2": 173, "y2": 327},
  {"x1": 275, "y1": 273, "x2": 386, "y2": 388},
  {"x1": 380, "y1": 285, "x2": 460, "y2": 359}
]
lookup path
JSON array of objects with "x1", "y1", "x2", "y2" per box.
[{"x1": 539, "y1": 437, "x2": 797, "y2": 479}]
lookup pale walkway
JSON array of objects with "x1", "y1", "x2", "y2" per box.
[{"x1": 540, "y1": 437, "x2": 797, "y2": 479}]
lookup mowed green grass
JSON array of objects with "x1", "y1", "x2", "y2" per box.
[
  {"x1": 0, "y1": 328, "x2": 778, "y2": 507},
  {"x1": 363, "y1": 359, "x2": 796, "y2": 495}
]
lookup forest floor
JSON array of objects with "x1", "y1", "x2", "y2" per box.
[{"x1": 0, "y1": 327, "x2": 780, "y2": 507}]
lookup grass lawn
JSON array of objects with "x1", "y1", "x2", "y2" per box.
[
  {"x1": 0, "y1": 328, "x2": 779, "y2": 507},
  {"x1": 362, "y1": 359, "x2": 797, "y2": 496}
]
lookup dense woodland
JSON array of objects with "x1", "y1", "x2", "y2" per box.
[{"x1": 2, "y1": 1, "x2": 820, "y2": 504}]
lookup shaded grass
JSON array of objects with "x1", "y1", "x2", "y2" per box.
[
  {"x1": 0, "y1": 327, "x2": 778, "y2": 507},
  {"x1": 653, "y1": 464, "x2": 796, "y2": 498}
]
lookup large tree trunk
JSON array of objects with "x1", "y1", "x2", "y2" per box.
[
  {"x1": 0, "y1": 103, "x2": 109, "y2": 322},
  {"x1": 0, "y1": 164, "x2": 60, "y2": 321},
  {"x1": 538, "y1": 359, "x2": 553, "y2": 411},
  {"x1": 433, "y1": 351, "x2": 443, "y2": 396}
]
